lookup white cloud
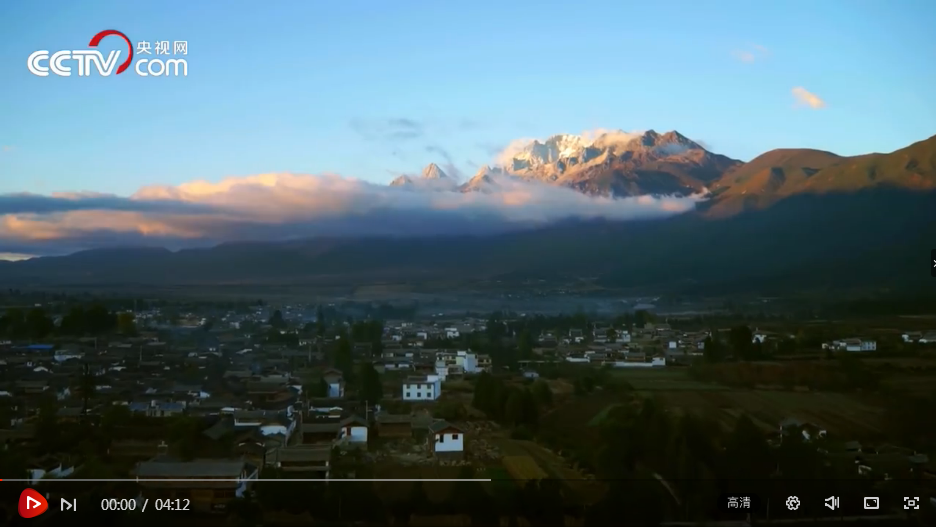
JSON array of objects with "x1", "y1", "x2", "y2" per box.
[
  {"x1": 0, "y1": 172, "x2": 707, "y2": 255},
  {"x1": 731, "y1": 44, "x2": 769, "y2": 63},
  {"x1": 792, "y1": 87, "x2": 826, "y2": 109},
  {"x1": 0, "y1": 252, "x2": 34, "y2": 261}
]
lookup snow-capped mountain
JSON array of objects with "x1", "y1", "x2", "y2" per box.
[
  {"x1": 500, "y1": 130, "x2": 739, "y2": 196},
  {"x1": 389, "y1": 130, "x2": 741, "y2": 198},
  {"x1": 390, "y1": 163, "x2": 458, "y2": 190}
]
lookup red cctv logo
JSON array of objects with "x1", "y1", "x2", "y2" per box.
[
  {"x1": 89, "y1": 29, "x2": 135, "y2": 74},
  {"x1": 27, "y1": 29, "x2": 188, "y2": 77}
]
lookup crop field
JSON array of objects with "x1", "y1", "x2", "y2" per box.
[
  {"x1": 541, "y1": 370, "x2": 886, "y2": 441},
  {"x1": 587, "y1": 403, "x2": 624, "y2": 426},
  {"x1": 491, "y1": 437, "x2": 606, "y2": 504},
  {"x1": 608, "y1": 367, "x2": 729, "y2": 391},
  {"x1": 650, "y1": 390, "x2": 885, "y2": 438},
  {"x1": 503, "y1": 455, "x2": 549, "y2": 481},
  {"x1": 880, "y1": 374, "x2": 936, "y2": 394},
  {"x1": 372, "y1": 464, "x2": 464, "y2": 502}
]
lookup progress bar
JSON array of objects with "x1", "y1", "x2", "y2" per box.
[{"x1": 0, "y1": 479, "x2": 492, "y2": 482}]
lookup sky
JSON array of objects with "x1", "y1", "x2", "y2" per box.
[{"x1": 0, "y1": 0, "x2": 934, "y2": 258}]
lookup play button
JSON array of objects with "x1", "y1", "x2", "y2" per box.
[
  {"x1": 18, "y1": 488, "x2": 49, "y2": 518},
  {"x1": 932, "y1": 250, "x2": 936, "y2": 277}
]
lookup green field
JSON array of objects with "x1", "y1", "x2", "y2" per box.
[
  {"x1": 587, "y1": 403, "x2": 624, "y2": 426},
  {"x1": 647, "y1": 389, "x2": 884, "y2": 438},
  {"x1": 609, "y1": 366, "x2": 730, "y2": 391},
  {"x1": 542, "y1": 366, "x2": 887, "y2": 444}
]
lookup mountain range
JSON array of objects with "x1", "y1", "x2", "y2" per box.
[
  {"x1": 1, "y1": 132, "x2": 935, "y2": 294},
  {"x1": 389, "y1": 129, "x2": 741, "y2": 198}
]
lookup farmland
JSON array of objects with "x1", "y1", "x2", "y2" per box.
[
  {"x1": 542, "y1": 366, "x2": 887, "y2": 443},
  {"x1": 649, "y1": 389, "x2": 884, "y2": 437}
]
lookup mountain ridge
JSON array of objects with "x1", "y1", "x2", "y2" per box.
[{"x1": 2, "y1": 132, "x2": 935, "y2": 294}]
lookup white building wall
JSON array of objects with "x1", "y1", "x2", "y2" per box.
[
  {"x1": 341, "y1": 425, "x2": 368, "y2": 442},
  {"x1": 327, "y1": 382, "x2": 343, "y2": 398},
  {"x1": 402, "y1": 380, "x2": 441, "y2": 400},
  {"x1": 456, "y1": 353, "x2": 478, "y2": 373},
  {"x1": 434, "y1": 432, "x2": 464, "y2": 452}
]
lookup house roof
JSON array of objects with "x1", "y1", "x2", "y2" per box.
[
  {"x1": 203, "y1": 419, "x2": 235, "y2": 440},
  {"x1": 376, "y1": 413, "x2": 412, "y2": 425},
  {"x1": 246, "y1": 382, "x2": 284, "y2": 393},
  {"x1": 428, "y1": 420, "x2": 463, "y2": 434},
  {"x1": 339, "y1": 415, "x2": 368, "y2": 428},
  {"x1": 135, "y1": 459, "x2": 246, "y2": 478},
  {"x1": 301, "y1": 422, "x2": 341, "y2": 433},
  {"x1": 275, "y1": 446, "x2": 331, "y2": 463}
]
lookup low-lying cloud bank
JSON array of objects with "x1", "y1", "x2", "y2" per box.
[{"x1": 0, "y1": 173, "x2": 707, "y2": 258}]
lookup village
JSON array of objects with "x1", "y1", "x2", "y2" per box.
[{"x1": 1, "y1": 300, "x2": 936, "y2": 525}]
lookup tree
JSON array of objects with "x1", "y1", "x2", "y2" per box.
[
  {"x1": 334, "y1": 331, "x2": 355, "y2": 382},
  {"x1": 0, "y1": 307, "x2": 26, "y2": 338},
  {"x1": 305, "y1": 378, "x2": 329, "y2": 398},
  {"x1": 25, "y1": 307, "x2": 54, "y2": 339},
  {"x1": 606, "y1": 327, "x2": 617, "y2": 343},
  {"x1": 76, "y1": 362, "x2": 97, "y2": 418},
  {"x1": 634, "y1": 309, "x2": 654, "y2": 328},
  {"x1": 504, "y1": 390, "x2": 525, "y2": 426},
  {"x1": 722, "y1": 414, "x2": 773, "y2": 490},
  {"x1": 703, "y1": 333, "x2": 725, "y2": 363},
  {"x1": 518, "y1": 330, "x2": 534, "y2": 360},
  {"x1": 531, "y1": 380, "x2": 553, "y2": 406},
  {"x1": 729, "y1": 325, "x2": 754, "y2": 360},
  {"x1": 359, "y1": 362, "x2": 383, "y2": 404},
  {"x1": 60, "y1": 306, "x2": 86, "y2": 335},
  {"x1": 117, "y1": 312, "x2": 137, "y2": 335},
  {"x1": 85, "y1": 303, "x2": 117, "y2": 334},
  {"x1": 269, "y1": 309, "x2": 286, "y2": 329}
]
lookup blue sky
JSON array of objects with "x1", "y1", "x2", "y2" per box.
[{"x1": 0, "y1": 0, "x2": 934, "y2": 196}]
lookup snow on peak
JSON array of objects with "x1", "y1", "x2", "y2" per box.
[
  {"x1": 508, "y1": 134, "x2": 589, "y2": 170},
  {"x1": 421, "y1": 163, "x2": 449, "y2": 180},
  {"x1": 389, "y1": 175, "x2": 414, "y2": 187}
]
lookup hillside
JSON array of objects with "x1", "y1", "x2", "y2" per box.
[{"x1": 705, "y1": 134, "x2": 936, "y2": 216}]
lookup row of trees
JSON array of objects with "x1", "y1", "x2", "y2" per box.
[
  {"x1": 471, "y1": 373, "x2": 550, "y2": 431},
  {"x1": 689, "y1": 355, "x2": 881, "y2": 391},
  {"x1": 0, "y1": 304, "x2": 136, "y2": 340}
]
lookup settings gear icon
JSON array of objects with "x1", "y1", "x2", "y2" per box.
[{"x1": 786, "y1": 496, "x2": 801, "y2": 511}]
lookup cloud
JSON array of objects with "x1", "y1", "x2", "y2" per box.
[
  {"x1": 349, "y1": 118, "x2": 425, "y2": 142},
  {"x1": 791, "y1": 87, "x2": 826, "y2": 109},
  {"x1": 731, "y1": 44, "x2": 769, "y2": 63},
  {"x1": 0, "y1": 173, "x2": 706, "y2": 256},
  {"x1": 0, "y1": 252, "x2": 34, "y2": 261}
]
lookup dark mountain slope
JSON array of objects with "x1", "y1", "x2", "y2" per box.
[
  {"x1": 706, "y1": 134, "x2": 936, "y2": 216},
  {"x1": 1, "y1": 187, "x2": 933, "y2": 295}
]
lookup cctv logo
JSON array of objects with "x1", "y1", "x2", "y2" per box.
[{"x1": 27, "y1": 29, "x2": 188, "y2": 77}]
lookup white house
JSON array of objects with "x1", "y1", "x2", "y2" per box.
[
  {"x1": 445, "y1": 327, "x2": 460, "y2": 339},
  {"x1": 455, "y1": 351, "x2": 478, "y2": 373},
  {"x1": 428, "y1": 420, "x2": 464, "y2": 459},
  {"x1": 322, "y1": 369, "x2": 345, "y2": 398},
  {"x1": 613, "y1": 356, "x2": 666, "y2": 368},
  {"x1": 402, "y1": 375, "x2": 441, "y2": 401},
  {"x1": 337, "y1": 415, "x2": 369, "y2": 446},
  {"x1": 28, "y1": 460, "x2": 76, "y2": 485}
]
